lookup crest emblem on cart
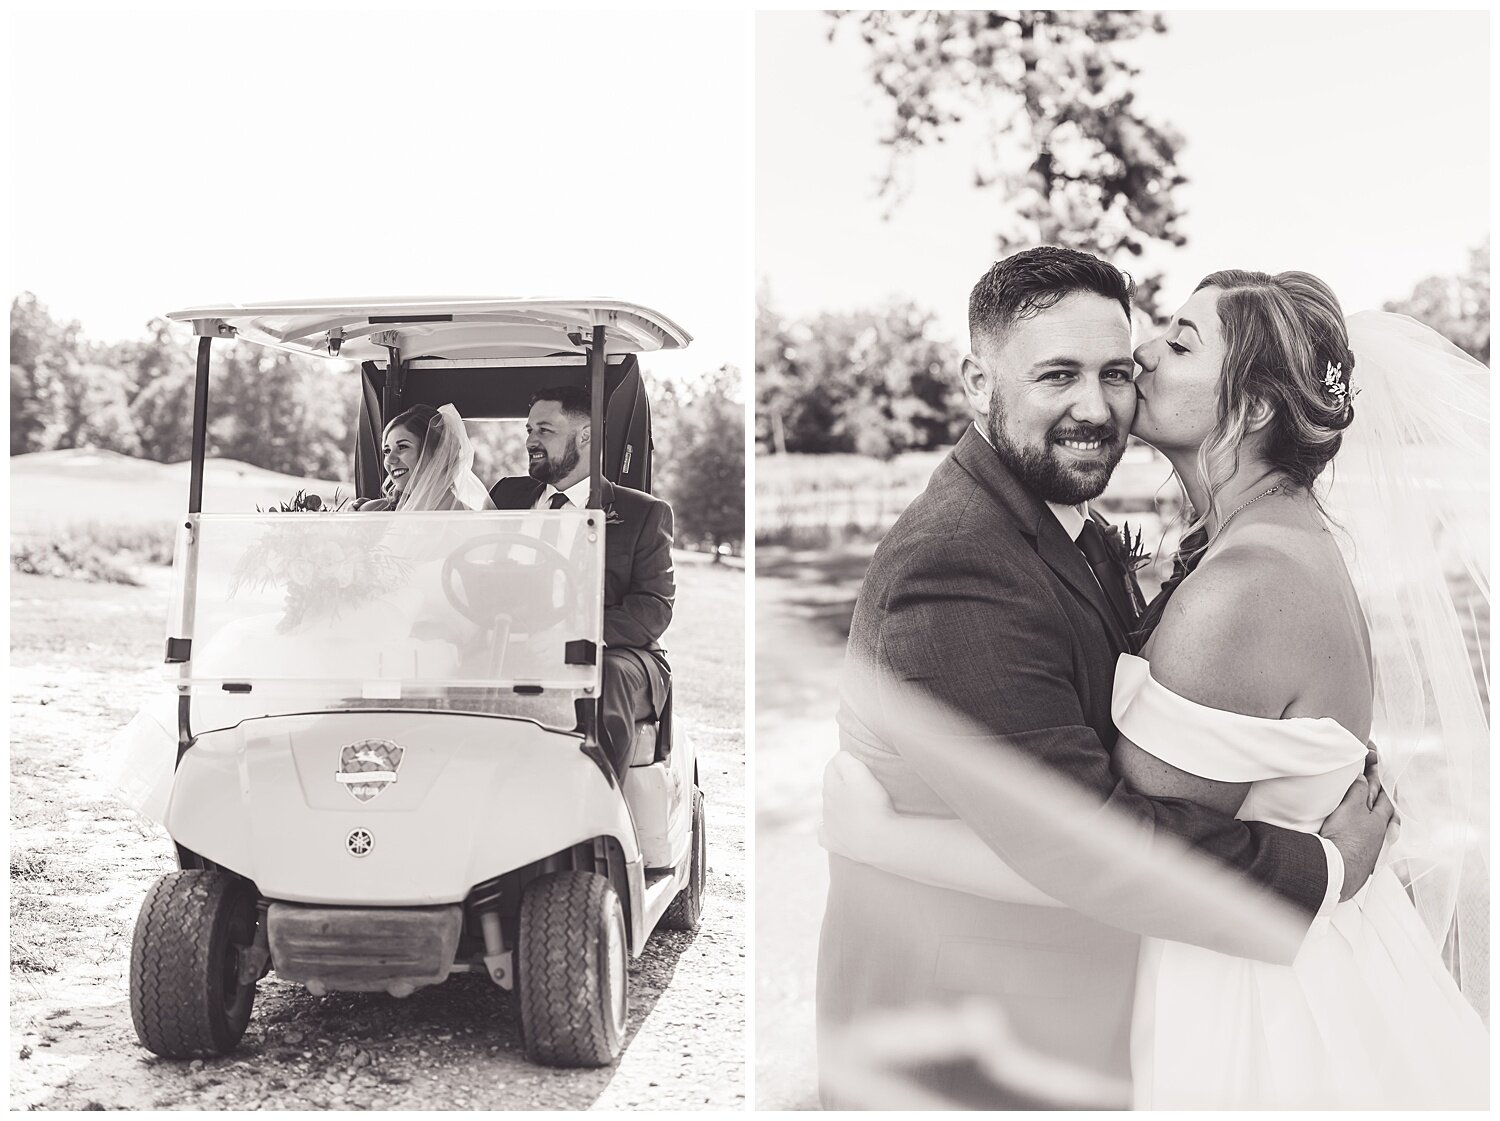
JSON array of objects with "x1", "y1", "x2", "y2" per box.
[{"x1": 335, "y1": 739, "x2": 405, "y2": 803}]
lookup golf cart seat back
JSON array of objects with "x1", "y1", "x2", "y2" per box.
[{"x1": 355, "y1": 353, "x2": 653, "y2": 498}]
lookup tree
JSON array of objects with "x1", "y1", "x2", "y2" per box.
[
  {"x1": 42, "y1": 360, "x2": 142, "y2": 455},
  {"x1": 10, "y1": 292, "x2": 82, "y2": 453},
  {"x1": 756, "y1": 288, "x2": 795, "y2": 455},
  {"x1": 756, "y1": 292, "x2": 966, "y2": 456},
  {"x1": 10, "y1": 359, "x2": 52, "y2": 455},
  {"x1": 206, "y1": 343, "x2": 354, "y2": 478},
  {"x1": 113, "y1": 317, "x2": 198, "y2": 461},
  {"x1": 130, "y1": 362, "x2": 197, "y2": 463},
  {"x1": 652, "y1": 365, "x2": 745, "y2": 556},
  {"x1": 1383, "y1": 240, "x2": 1489, "y2": 365},
  {"x1": 10, "y1": 293, "x2": 147, "y2": 456},
  {"x1": 467, "y1": 420, "x2": 529, "y2": 485},
  {"x1": 112, "y1": 318, "x2": 194, "y2": 402},
  {"x1": 832, "y1": 10, "x2": 1185, "y2": 316}
]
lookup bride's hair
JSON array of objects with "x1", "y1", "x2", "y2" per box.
[
  {"x1": 382, "y1": 404, "x2": 443, "y2": 501},
  {"x1": 384, "y1": 403, "x2": 442, "y2": 448},
  {"x1": 1189, "y1": 269, "x2": 1355, "y2": 535}
]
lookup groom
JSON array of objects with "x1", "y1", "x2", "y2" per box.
[
  {"x1": 490, "y1": 386, "x2": 674, "y2": 785},
  {"x1": 817, "y1": 247, "x2": 1394, "y2": 1105}
]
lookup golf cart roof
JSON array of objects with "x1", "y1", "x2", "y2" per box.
[{"x1": 164, "y1": 297, "x2": 692, "y2": 362}]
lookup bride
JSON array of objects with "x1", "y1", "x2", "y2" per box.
[
  {"x1": 822, "y1": 270, "x2": 1489, "y2": 1108},
  {"x1": 355, "y1": 403, "x2": 496, "y2": 512}
]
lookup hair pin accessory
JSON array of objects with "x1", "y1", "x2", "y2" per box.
[{"x1": 1323, "y1": 360, "x2": 1348, "y2": 404}]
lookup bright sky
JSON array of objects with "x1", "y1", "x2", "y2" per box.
[
  {"x1": 757, "y1": 10, "x2": 1490, "y2": 343},
  {"x1": 8, "y1": 8, "x2": 752, "y2": 385}
]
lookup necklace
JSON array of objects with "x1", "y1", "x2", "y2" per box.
[{"x1": 1209, "y1": 482, "x2": 1286, "y2": 545}]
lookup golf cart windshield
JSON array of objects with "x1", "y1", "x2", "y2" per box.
[
  {"x1": 170, "y1": 509, "x2": 603, "y2": 704},
  {"x1": 158, "y1": 296, "x2": 685, "y2": 747}
]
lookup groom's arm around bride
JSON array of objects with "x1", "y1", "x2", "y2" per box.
[{"x1": 835, "y1": 432, "x2": 1350, "y2": 962}]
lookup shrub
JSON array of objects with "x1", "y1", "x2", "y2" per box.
[
  {"x1": 71, "y1": 521, "x2": 177, "y2": 565},
  {"x1": 9, "y1": 522, "x2": 176, "y2": 585}
]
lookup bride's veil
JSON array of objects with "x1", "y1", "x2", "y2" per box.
[
  {"x1": 1321, "y1": 311, "x2": 1489, "y2": 1016},
  {"x1": 394, "y1": 404, "x2": 497, "y2": 512}
]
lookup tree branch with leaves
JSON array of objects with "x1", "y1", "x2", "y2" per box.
[{"x1": 832, "y1": 9, "x2": 1186, "y2": 316}]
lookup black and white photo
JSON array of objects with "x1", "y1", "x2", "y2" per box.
[
  {"x1": 756, "y1": 9, "x2": 1488, "y2": 1110},
  {"x1": 10, "y1": 8, "x2": 748, "y2": 1110}
]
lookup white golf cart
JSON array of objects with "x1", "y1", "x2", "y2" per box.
[{"x1": 129, "y1": 299, "x2": 706, "y2": 1067}]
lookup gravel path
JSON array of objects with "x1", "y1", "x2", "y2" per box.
[
  {"x1": 10, "y1": 568, "x2": 746, "y2": 1111},
  {"x1": 752, "y1": 549, "x2": 867, "y2": 1110}
]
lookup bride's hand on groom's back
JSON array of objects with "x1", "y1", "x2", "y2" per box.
[
  {"x1": 1320, "y1": 772, "x2": 1396, "y2": 902},
  {"x1": 819, "y1": 752, "x2": 897, "y2": 860},
  {"x1": 1362, "y1": 741, "x2": 1383, "y2": 809}
]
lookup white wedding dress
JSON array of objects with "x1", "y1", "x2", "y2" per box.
[{"x1": 1114, "y1": 653, "x2": 1488, "y2": 1109}]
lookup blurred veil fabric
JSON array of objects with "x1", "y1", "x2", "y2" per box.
[
  {"x1": 1325, "y1": 311, "x2": 1489, "y2": 1017},
  {"x1": 394, "y1": 404, "x2": 497, "y2": 512}
]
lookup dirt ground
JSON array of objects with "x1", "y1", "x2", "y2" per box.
[
  {"x1": 752, "y1": 545, "x2": 876, "y2": 1111},
  {"x1": 10, "y1": 558, "x2": 747, "y2": 1111}
]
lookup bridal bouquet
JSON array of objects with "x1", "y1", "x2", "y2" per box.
[
  {"x1": 230, "y1": 491, "x2": 409, "y2": 632},
  {"x1": 258, "y1": 489, "x2": 349, "y2": 514}
]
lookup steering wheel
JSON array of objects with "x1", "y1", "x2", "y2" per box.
[{"x1": 440, "y1": 532, "x2": 579, "y2": 634}]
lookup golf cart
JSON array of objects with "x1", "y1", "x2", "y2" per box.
[{"x1": 129, "y1": 299, "x2": 706, "y2": 1068}]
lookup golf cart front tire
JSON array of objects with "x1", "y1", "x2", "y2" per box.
[
  {"x1": 517, "y1": 870, "x2": 628, "y2": 1067},
  {"x1": 130, "y1": 869, "x2": 258, "y2": 1058}
]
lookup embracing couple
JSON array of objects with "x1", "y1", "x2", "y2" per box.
[
  {"x1": 357, "y1": 387, "x2": 672, "y2": 786},
  {"x1": 817, "y1": 248, "x2": 1488, "y2": 1109}
]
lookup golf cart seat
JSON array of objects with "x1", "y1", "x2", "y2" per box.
[
  {"x1": 628, "y1": 677, "x2": 673, "y2": 768},
  {"x1": 629, "y1": 722, "x2": 658, "y2": 767}
]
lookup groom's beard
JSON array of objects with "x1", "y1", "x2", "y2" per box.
[
  {"x1": 527, "y1": 433, "x2": 581, "y2": 485},
  {"x1": 987, "y1": 396, "x2": 1125, "y2": 506}
]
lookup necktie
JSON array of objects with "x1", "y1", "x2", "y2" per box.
[
  {"x1": 548, "y1": 492, "x2": 570, "y2": 510},
  {"x1": 1076, "y1": 519, "x2": 1135, "y2": 633}
]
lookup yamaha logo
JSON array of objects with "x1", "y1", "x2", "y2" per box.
[{"x1": 346, "y1": 829, "x2": 374, "y2": 857}]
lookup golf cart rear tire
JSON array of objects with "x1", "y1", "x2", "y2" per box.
[
  {"x1": 661, "y1": 787, "x2": 706, "y2": 931},
  {"x1": 130, "y1": 870, "x2": 258, "y2": 1058},
  {"x1": 517, "y1": 871, "x2": 627, "y2": 1067}
]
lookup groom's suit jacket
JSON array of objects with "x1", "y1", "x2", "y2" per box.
[
  {"x1": 818, "y1": 426, "x2": 1329, "y2": 1096},
  {"x1": 489, "y1": 475, "x2": 673, "y2": 711}
]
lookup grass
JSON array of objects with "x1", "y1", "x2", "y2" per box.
[
  {"x1": 755, "y1": 444, "x2": 1185, "y2": 549},
  {"x1": 11, "y1": 848, "x2": 53, "y2": 882},
  {"x1": 10, "y1": 568, "x2": 186, "y2": 982},
  {"x1": 10, "y1": 449, "x2": 348, "y2": 531},
  {"x1": 9, "y1": 449, "x2": 344, "y2": 584},
  {"x1": 9, "y1": 839, "x2": 119, "y2": 975},
  {"x1": 755, "y1": 450, "x2": 945, "y2": 548},
  {"x1": 10, "y1": 893, "x2": 60, "y2": 975},
  {"x1": 667, "y1": 556, "x2": 746, "y2": 736}
]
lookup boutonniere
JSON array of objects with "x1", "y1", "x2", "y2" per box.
[
  {"x1": 1102, "y1": 521, "x2": 1152, "y2": 618},
  {"x1": 603, "y1": 504, "x2": 625, "y2": 526}
]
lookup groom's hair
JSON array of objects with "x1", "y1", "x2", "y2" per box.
[
  {"x1": 969, "y1": 247, "x2": 1134, "y2": 355},
  {"x1": 530, "y1": 384, "x2": 592, "y2": 423}
]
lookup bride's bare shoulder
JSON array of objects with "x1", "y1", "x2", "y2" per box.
[{"x1": 1149, "y1": 533, "x2": 1334, "y2": 718}]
